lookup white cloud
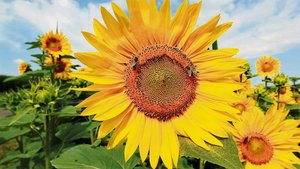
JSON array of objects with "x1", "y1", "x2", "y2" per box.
[
  {"x1": 0, "y1": 0, "x2": 300, "y2": 59},
  {"x1": 13, "y1": 58, "x2": 24, "y2": 64},
  {"x1": 194, "y1": 0, "x2": 300, "y2": 58}
]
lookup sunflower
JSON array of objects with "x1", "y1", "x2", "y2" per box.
[
  {"x1": 45, "y1": 57, "x2": 71, "y2": 79},
  {"x1": 232, "y1": 93, "x2": 255, "y2": 115},
  {"x1": 231, "y1": 105, "x2": 300, "y2": 169},
  {"x1": 40, "y1": 31, "x2": 72, "y2": 58},
  {"x1": 18, "y1": 61, "x2": 31, "y2": 75},
  {"x1": 256, "y1": 56, "x2": 280, "y2": 77},
  {"x1": 271, "y1": 85, "x2": 295, "y2": 108},
  {"x1": 71, "y1": 0, "x2": 246, "y2": 168}
]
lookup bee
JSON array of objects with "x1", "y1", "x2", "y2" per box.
[
  {"x1": 132, "y1": 56, "x2": 138, "y2": 70},
  {"x1": 186, "y1": 65, "x2": 197, "y2": 77},
  {"x1": 243, "y1": 136, "x2": 249, "y2": 144}
]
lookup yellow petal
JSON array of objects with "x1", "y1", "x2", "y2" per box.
[
  {"x1": 97, "y1": 104, "x2": 133, "y2": 138},
  {"x1": 191, "y1": 48, "x2": 239, "y2": 63},
  {"x1": 149, "y1": 119, "x2": 161, "y2": 169},
  {"x1": 139, "y1": 117, "x2": 152, "y2": 162},
  {"x1": 76, "y1": 88, "x2": 124, "y2": 108},
  {"x1": 160, "y1": 123, "x2": 173, "y2": 169},
  {"x1": 93, "y1": 99, "x2": 132, "y2": 121},
  {"x1": 125, "y1": 111, "x2": 145, "y2": 161},
  {"x1": 180, "y1": 14, "x2": 220, "y2": 49},
  {"x1": 107, "y1": 108, "x2": 137, "y2": 149},
  {"x1": 81, "y1": 91, "x2": 127, "y2": 116},
  {"x1": 81, "y1": 31, "x2": 127, "y2": 62}
]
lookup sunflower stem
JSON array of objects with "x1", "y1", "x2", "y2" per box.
[
  {"x1": 212, "y1": 40, "x2": 218, "y2": 50},
  {"x1": 199, "y1": 159, "x2": 206, "y2": 169},
  {"x1": 44, "y1": 108, "x2": 52, "y2": 169},
  {"x1": 264, "y1": 76, "x2": 268, "y2": 88},
  {"x1": 277, "y1": 86, "x2": 281, "y2": 110}
]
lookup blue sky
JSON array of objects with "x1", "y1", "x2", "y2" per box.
[{"x1": 0, "y1": 0, "x2": 300, "y2": 84}]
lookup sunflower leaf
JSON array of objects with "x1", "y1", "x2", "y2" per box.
[
  {"x1": 179, "y1": 135, "x2": 243, "y2": 169},
  {"x1": 51, "y1": 144, "x2": 140, "y2": 169},
  {"x1": 286, "y1": 104, "x2": 300, "y2": 110}
]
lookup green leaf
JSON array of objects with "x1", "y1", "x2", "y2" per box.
[
  {"x1": 60, "y1": 55, "x2": 76, "y2": 59},
  {"x1": 177, "y1": 158, "x2": 193, "y2": 169},
  {"x1": 0, "y1": 127, "x2": 30, "y2": 144},
  {"x1": 179, "y1": 135, "x2": 243, "y2": 169},
  {"x1": 0, "y1": 114, "x2": 35, "y2": 127},
  {"x1": 25, "y1": 41, "x2": 41, "y2": 50},
  {"x1": 9, "y1": 107, "x2": 33, "y2": 126},
  {"x1": 50, "y1": 106, "x2": 80, "y2": 117},
  {"x1": 294, "y1": 164, "x2": 300, "y2": 169},
  {"x1": 286, "y1": 104, "x2": 300, "y2": 110},
  {"x1": 3, "y1": 70, "x2": 48, "y2": 83},
  {"x1": 31, "y1": 54, "x2": 47, "y2": 59},
  {"x1": 55, "y1": 122, "x2": 99, "y2": 142},
  {"x1": 51, "y1": 145, "x2": 140, "y2": 169},
  {"x1": 0, "y1": 141, "x2": 42, "y2": 164}
]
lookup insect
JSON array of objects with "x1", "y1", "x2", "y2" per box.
[
  {"x1": 243, "y1": 136, "x2": 249, "y2": 144},
  {"x1": 132, "y1": 56, "x2": 138, "y2": 70},
  {"x1": 186, "y1": 65, "x2": 197, "y2": 77}
]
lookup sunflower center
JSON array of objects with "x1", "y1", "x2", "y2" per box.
[
  {"x1": 280, "y1": 87, "x2": 287, "y2": 95},
  {"x1": 262, "y1": 62, "x2": 273, "y2": 72},
  {"x1": 240, "y1": 134, "x2": 273, "y2": 165},
  {"x1": 46, "y1": 37, "x2": 62, "y2": 52},
  {"x1": 125, "y1": 45, "x2": 197, "y2": 121},
  {"x1": 233, "y1": 103, "x2": 246, "y2": 114},
  {"x1": 55, "y1": 59, "x2": 67, "y2": 73}
]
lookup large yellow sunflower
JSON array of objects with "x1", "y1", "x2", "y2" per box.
[
  {"x1": 72, "y1": 0, "x2": 246, "y2": 168},
  {"x1": 40, "y1": 31, "x2": 72, "y2": 58},
  {"x1": 231, "y1": 106, "x2": 300, "y2": 169},
  {"x1": 256, "y1": 56, "x2": 280, "y2": 77},
  {"x1": 45, "y1": 57, "x2": 72, "y2": 79}
]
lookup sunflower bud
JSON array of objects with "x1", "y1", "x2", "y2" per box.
[
  {"x1": 30, "y1": 79, "x2": 59, "y2": 105},
  {"x1": 272, "y1": 73, "x2": 288, "y2": 87}
]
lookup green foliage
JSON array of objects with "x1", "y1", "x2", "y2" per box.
[
  {"x1": 51, "y1": 145, "x2": 140, "y2": 169},
  {"x1": 179, "y1": 136, "x2": 243, "y2": 169}
]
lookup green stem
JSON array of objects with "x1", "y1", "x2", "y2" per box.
[
  {"x1": 18, "y1": 136, "x2": 29, "y2": 169},
  {"x1": 277, "y1": 86, "x2": 281, "y2": 110},
  {"x1": 44, "y1": 110, "x2": 52, "y2": 169},
  {"x1": 199, "y1": 159, "x2": 206, "y2": 169},
  {"x1": 264, "y1": 76, "x2": 268, "y2": 88}
]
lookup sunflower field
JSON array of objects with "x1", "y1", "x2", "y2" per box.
[{"x1": 0, "y1": 0, "x2": 300, "y2": 169}]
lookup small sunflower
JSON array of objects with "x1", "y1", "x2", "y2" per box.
[
  {"x1": 232, "y1": 93, "x2": 255, "y2": 115},
  {"x1": 256, "y1": 56, "x2": 280, "y2": 77},
  {"x1": 271, "y1": 85, "x2": 295, "y2": 108},
  {"x1": 40, "y1": 31, "x2": 72, "y2": 58},
  {"x1": 231, "y1": 105, "x2": 300, "y2": 169},
  {"x1": 18, "y1": 61, "x2": 31, "y2": 75},
  {"x1": 72, "y1": 0, "x2": 246, "y2": 168},
  {"x1": 45, "y1": 57, "x2": 71, "y2": 79}
]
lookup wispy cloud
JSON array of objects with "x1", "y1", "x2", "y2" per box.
[{"x1": 195, "y1": 0, "x2": 300, "y2": 58}]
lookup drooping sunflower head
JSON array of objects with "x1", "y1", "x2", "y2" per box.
[
  {"x1": 256, "y1": 56, "x2": 280, "y2": 77},
  {"x1": 18, "y1": 61, "x2": 31, "y2": 75},
  {"x1": 231, "y1": 105, "x2": 300, "y2": 168},
  {"x1": 40, "y1": 31, "x2": 72, "y2": 58},
  {"x1": 72, "y1": 0, "x2": 247, "y2": 168},
  {"x1": 45, "y1": 57, "x2": 72, "y2": 79}
]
